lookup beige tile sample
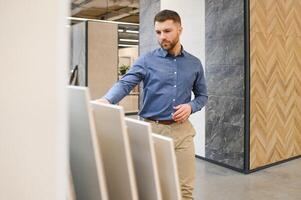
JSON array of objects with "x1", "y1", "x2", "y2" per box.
[
  {"x1": 125, "y1": 118, "x2": 162, "y2": 200},
  {"x1": 91, "y1": 102, "x2": 138, "y2": 200},
  {"x1": 68, "y1": 86, "x2": 108, "y2": 200},
  {"x1": 152, "y1": 133, "x2": 181, "y2": 200}
]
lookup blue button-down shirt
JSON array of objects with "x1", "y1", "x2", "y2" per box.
[{"x1": 104, "y1": 47, "x2": 208, "y2": 120}]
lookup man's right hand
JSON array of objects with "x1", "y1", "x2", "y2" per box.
[{"x1": 94, "y1": 98, "x2": 110, "y2": 104}]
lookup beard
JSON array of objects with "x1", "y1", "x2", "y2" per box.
[{"x1": 159, "y1": 37, "x2": 179, "y2": 51}]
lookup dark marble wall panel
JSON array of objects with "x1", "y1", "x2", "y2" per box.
[{"x1": 205, "y1": 0, "x2": 245, "y2": 169}]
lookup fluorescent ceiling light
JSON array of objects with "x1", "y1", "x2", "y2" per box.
[
  {"x1": 118, "y1": 44, "x2": 138, "y2": 47},
  {"x1": 126, "y1": 30, "x2": 139, "y2": 34},
  {"x1": 119, "y1": 38, "x2": 139, "y2": 42},
  {"x1": 118, "y1": 29, "x2": 124, "y2": 32}
]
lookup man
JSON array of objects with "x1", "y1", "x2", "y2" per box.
[{"x1": 98, "y1": 9, "x2": 207, "y2": 200}]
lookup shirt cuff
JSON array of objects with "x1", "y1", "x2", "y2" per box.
[
  {"x1": 103, "y1": 94, "x2": 116, "y2": 104},
  {"x1": 188, "y1": 101, "x2": 197, "y2": 113}
]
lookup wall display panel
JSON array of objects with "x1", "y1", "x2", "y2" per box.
[
  {"x1": 205, "y1": 0, "x2": 245, "y2": 169},
  {"x1": 125, "y1": 118, "x2": 162, "y2": 200},
  {"x1": 249, "y1": 0, "x2": 301, "y2": 169},
  {"x1": 88, "y1": 21, "x2": 118, "y2": 99},
  {"x1": 71, "y1": 21, "x2": 118, "y2": 99},
  {"x1": 152, "y1": 134, "x2": 181, "y2": 200},
  {"x1": 68, "y1": 86, "x2": 108, "y2": 200},
  {"x1": 91, "y1": 102, "x2": 138, "y2": 200}
]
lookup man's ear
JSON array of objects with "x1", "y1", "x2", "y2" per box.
[{"x1": 179, "y1": 26, "x2": 183, "y2": 35}]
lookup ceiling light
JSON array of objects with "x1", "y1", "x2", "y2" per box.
[
  {"x1": 118, "y1": 44, "x2": 138, "y2": 47},
  {"x1": 119, "y1": 39, "x2": 139, "y2": 42},
  {"x1": 126, "y1": 30, "x2": 139, "y2": 34}
]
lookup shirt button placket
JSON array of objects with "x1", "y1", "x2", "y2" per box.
[{"x1": 173, "y1": 58, "x2": 177, "y2": 116}]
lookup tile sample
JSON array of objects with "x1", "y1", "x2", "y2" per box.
[
  {"x1": 152, "y1": 133, "x2": 181, "y2": 200},
  {"x1": 125, "y1": 118, "x2": 162, "y2": 200},
  {"x1": 68, "y1": 86, "x2": 108, "y2": 200},
  {"x1": 91, "y1": 102, "x2": 138, "y2": 200}
]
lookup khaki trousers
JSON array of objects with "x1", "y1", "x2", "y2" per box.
[{"x1": 147, "y1": 119, "x2": 196, "y2": 200}]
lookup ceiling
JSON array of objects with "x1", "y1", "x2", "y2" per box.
[{"x1": 71, "y1": 0, "x2": 139, "y2": 23}]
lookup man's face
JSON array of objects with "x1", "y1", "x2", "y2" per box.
[{"x1": 155, "y1": 19, "x2": 182, "y2": 51}]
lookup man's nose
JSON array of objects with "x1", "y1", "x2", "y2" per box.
[{"x1": 159, "y1": 32, "x2": 167, "y2": 40}]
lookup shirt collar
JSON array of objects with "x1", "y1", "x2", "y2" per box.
[{"x1": 157, "y1": 45, "x2": 187, "y2": 57}]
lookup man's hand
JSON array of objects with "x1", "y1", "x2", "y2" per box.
[
  {"x1": 172, "y1": 104, "x2": 192, "y2": 123},
  {"x1": 94, "y1": 98, "x2": 110, "y2": 104}
]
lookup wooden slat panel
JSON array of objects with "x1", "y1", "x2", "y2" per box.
[{"x1": 250, "y1": 0, "x2": 301, "y2": 169}]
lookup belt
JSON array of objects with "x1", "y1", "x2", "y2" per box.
[{"x1": 146, "y1": 118, "x2": 176, "y2": 125}]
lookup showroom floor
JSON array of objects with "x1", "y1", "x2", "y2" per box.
[{"x1": 194, "y1": 158, "x2": 301, "y2": 200}]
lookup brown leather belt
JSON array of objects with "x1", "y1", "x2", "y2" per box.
[{"x1": 146, "y1": 118, "x2": 176, "y2": 125}]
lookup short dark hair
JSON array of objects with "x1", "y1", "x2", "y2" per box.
[{"x1": 154, "y1": 10, "x2": 181, "y2": 25}]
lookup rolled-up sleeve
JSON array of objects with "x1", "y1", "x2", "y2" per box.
[
  {"x1": 188, "y1": 62, "x2": 208, "y2": 113},
  {"x1": 104, "y1": 56, "x2": 147, "y2": 104}
]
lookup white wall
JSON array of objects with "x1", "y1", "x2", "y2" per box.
[
  {"x1": 161, "y1": 0, "x2": 206, "y2": 157},
  {"x1": 0, "y1": 0, "x2": 69, "y2": 199}
]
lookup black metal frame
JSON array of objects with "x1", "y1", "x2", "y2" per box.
[
  {"x1": 85, "y1": 21, "x2": 88, "y2": 87},
  {"x1": 243, "y1": 0, "x2": 251, "y2": 174}
]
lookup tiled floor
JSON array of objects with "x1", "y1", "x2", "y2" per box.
[{"x1": 194, "y1": 158, "x2": 301, "y2": 200}]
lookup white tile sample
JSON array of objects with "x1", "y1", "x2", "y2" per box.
[
  {"x1": 152, "y1": 134, "x2": 182, "y2": 200},
  {"x1": 68, "y1": 86, "x2": 108, "y2": 200},
  {"x1": 91, "y1": 102, "x2": 138, "y2": 200},
  {"x1": 125, "y1": 118, "x2": 162, "y2": 200}
]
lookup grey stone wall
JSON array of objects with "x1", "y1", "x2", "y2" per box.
[
  {"x1": 139, "y1": 0, "x2": 160, "y2": 55},
  {"x1": 139, "y1": 0, "x2": 160, "y2": 106},
  {"x1": 205, "y1": 0, "x2": 245, "y2": 169}
]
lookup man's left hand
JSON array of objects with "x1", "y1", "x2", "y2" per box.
[{"x1": 172, "y1": 104, "x2": 192, "y2": 123}]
